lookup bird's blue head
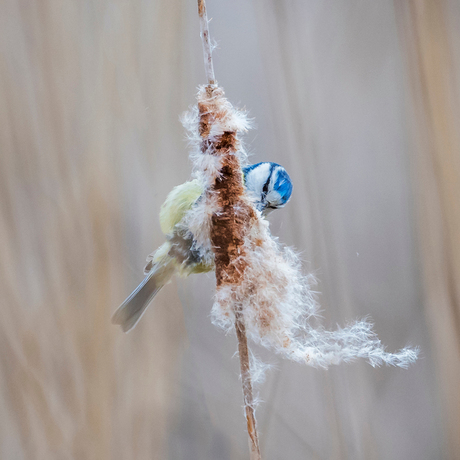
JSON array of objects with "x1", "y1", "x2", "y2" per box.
[{"x1": 243, "y1": 162, "x2": 293, "y2": 215}]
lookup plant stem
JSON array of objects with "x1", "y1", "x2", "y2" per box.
[
  {"x1": 197, "y1": 0, "x2": 216, "y2": 85},
  {"x1": 234, "y1": 305, "x2": 261, "y2": 460},
  {"x1": 196, "y1": 2, "x2": 261, "y2": 458}
]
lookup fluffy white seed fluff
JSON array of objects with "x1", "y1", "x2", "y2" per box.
[{"x1": 181, "y1": 85, "x2": 419, "y2": 370}]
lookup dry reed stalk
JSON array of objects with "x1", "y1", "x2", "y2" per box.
[
  {"x1": 395, "y1": 1, "x2": 460, "y2": 455},
  {"x1": 198, "y1": 0, "x2": 215, "y2": 85},
  {"x1": 197, "y1": 1, "x2": 261, "y2": 458}
]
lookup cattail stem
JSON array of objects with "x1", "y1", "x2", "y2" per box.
[
  {"x1": 197, "y1": 0, "x2": 216, "y2": 85},
  {"x1": 234, "y1": 305, "x2": 261, "y2": 460},
  {"x1": 196, "y1": 2, "x2": 261, "y2": 458}
]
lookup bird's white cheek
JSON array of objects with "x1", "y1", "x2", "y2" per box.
[{"x1": 265, "y1": 190, "x2": 282, "y2": 206}]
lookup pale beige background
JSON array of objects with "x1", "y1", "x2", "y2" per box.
[{"x1": 0, "y1": 1, "x2": 459, "y2": 459}]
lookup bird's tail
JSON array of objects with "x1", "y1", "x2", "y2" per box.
[{"x1": 112, "y1": 259, "x2": 175, "y2": 333}]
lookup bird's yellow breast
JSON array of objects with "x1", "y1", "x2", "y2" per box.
[{"x1": 159, "y1": 179, "x2": 203, "y2": 236}]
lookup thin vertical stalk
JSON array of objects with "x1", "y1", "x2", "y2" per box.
[
  {"x1": 197, "y1": 0, "x2": 216, "y2": 85},
  {"x1": 196, "y1": 1, "x2": 261, "y2": 458},
  {"x1": 234, "y1": 305, "x2": 261, "y2": 460}
]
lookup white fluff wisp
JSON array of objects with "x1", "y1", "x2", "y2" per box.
[{"x1": 181, "y1": 85, "x2": 418, "y2": 370}]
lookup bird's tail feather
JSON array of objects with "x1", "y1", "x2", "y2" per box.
[{"x1": 112, "y1": 260, "x2": 175, "y2": 333}]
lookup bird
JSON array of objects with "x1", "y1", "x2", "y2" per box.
[{"x1": 112, "y1": 162, "x2": 293, "y2": 332}]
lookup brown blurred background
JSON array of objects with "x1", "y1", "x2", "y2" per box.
[{"x1": 1, "y1": 1, "x2": 459, "y2": 459}]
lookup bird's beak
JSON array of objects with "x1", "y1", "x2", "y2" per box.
[{"x1": 261, "y1": 205, "x2": 277, "y2": 217}]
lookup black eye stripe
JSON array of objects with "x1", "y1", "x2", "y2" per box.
[{"x1": 262, "y1": 177, "x2": 270, "y2": 195}]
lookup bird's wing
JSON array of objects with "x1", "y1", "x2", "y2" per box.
[
  {"x1": 113, "y1": 258, "x2": 176, "y2": 332},
  {"x1": 143, "y1": 180, "x2": 203, "y2": 275},
  {"x1": 159, "y1": 179, "x2": 203, "y2": 236}
]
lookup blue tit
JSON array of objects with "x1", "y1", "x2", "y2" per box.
[
  {"x1": 112, "y1": 161, "x2": 293, "y2": 332},
  {"x1": 243, "y1": 162, "x2": 293, "y2": 214}
]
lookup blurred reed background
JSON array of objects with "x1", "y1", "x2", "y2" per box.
[{"x1": 0, "y1": 0, "x2": 459, "y2": 459}]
